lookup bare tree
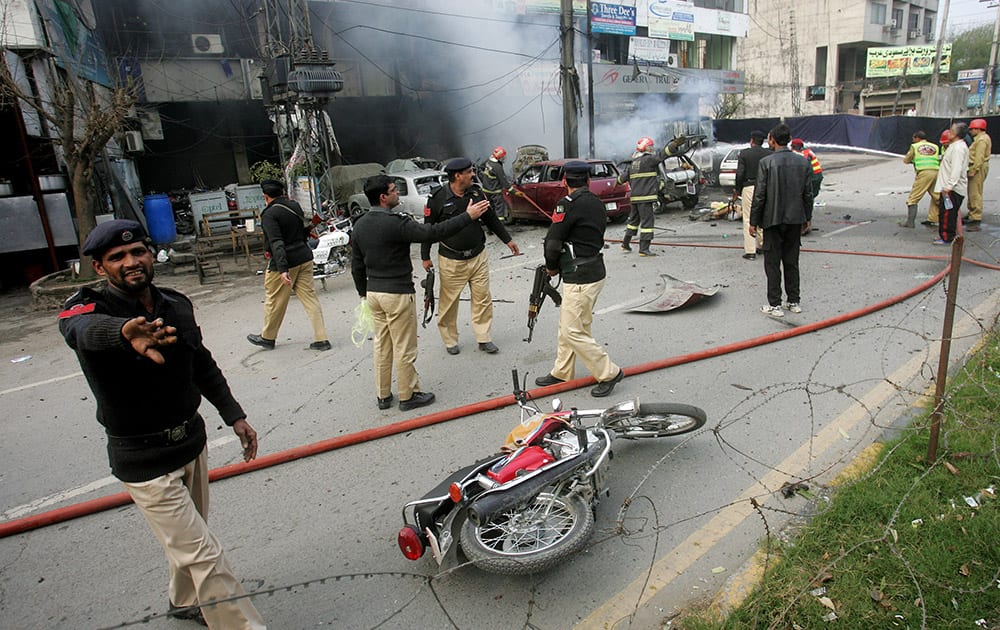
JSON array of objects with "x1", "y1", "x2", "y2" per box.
[{"x1": 1, "y1": 51, "x2": 136, "y2": 278}]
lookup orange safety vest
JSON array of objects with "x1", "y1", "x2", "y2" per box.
[{"x1": 801, "y1": 148, "x2": 822, "y2": 174}]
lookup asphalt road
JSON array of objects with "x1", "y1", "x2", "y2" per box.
[{"x1": 0, "y1": 152, "x2": 998, "y2": 629}]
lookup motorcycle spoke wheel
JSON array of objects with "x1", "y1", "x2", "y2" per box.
[
  {"x1": 605, "y1": 403, "x2": 707, "y2": 438},
  {"x1": 461, "y1": 492, "x2": 594, "y2": 575}
]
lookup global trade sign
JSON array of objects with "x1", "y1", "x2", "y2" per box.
[
  {"x1": 865, "y1": 45, "x2": 951, "y2": 78},
  {"x1": 591, "y1": 2, "x2": 637, "y2": 36}
]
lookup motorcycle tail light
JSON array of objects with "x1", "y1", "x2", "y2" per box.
[
  {"x1": 397, "y1": 525, "x2": 425, "y2": 560},
  {"x1": 449, "y1": 482, "x2": 463, "y2": 503}
]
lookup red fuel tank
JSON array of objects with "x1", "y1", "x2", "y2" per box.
[{"x1": 487, "y1": 446, "x2": 555, "y2": 484}]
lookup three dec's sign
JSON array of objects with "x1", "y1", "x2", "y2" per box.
[{"x1": 591, "y1": 2, "x2": 637, "y2": 36}]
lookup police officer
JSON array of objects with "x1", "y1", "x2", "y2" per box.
[
  {"x1": 481, "y1": 146, "x2": 515, "y2": 222},
  {"x1": 352, "y1": 175, "x2": 488, "y2": 411},
  {"x1": 59, "y1": 220, "x2": 265, "y2": 629},
  {"x1": 899, "y1": 131, "x2": 941, "y2": 228},
  {"x1": 617, "y1": 135, "x2": 690, "y2": 256},
  {"x1": 534, "y1": 161, "x2": 624, "y2": 398},
  {"x1": 421, "y1": 157, "x2": 519, "y2": 355}
]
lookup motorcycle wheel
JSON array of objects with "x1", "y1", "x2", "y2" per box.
[
  {"x1": 682, "y1": 194, "x2": 699, "y2": 209},
  {"x1": 605, "y1": 403, "x2": 706, "y2": 439},
  {"x1": 460, "y1": 491, "x2": 594, "y2": 575}
]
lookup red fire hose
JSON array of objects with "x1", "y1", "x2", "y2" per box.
[{"x1": 1, "y1": 245, "x2": 996, "y2": 539}]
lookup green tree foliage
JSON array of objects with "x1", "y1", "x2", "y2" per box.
[{"x1": 950, "y1": 24, "x2": 993, "y2": 76}]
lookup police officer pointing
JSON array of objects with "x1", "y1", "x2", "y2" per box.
[{"x1": 534, "y1": 161, "x2": 624, "y2": 398}]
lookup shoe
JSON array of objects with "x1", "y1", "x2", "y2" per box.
[
  {"x1": 246, "y1": 334, "x2": 275, "y2": 349},
  {"x1": 168, "y1": 601, "x2": 207, "y2": 626},
  {"x1": 761, "y1": 304, "x2": 784, "y2": 318},
  {"x1": 621, "y1": 243, "x2": 632, "y2": 252},
  {"x1": 965, "y1": 220, "x2": 981, "y2": 232},
  {"x1": 920, "y1": 220, "x2": 936, "y2": 227},
  {"x1": 309, "y1": 340, "x2": 332, "y2": 351},
  {"x1": 399, "y1": 391, "x2": 435, "y2": 411},
  {"x1": 961, "y1": 215, "x2": 970, "y2": 225},
  {"x1": 638, "y1": 250, "x2": 657, "y2": 257},
  {"x1": 932, "y1": 239, "x2": 951, "y2": 246},
  {"x1": 785, "y1": 302, "x2": 802, "y2": 314},
  {"x1": 478, "y1": 341, "x2": 499, "y2": 354},
  {"x1": 591, "y1": 369, "x2": 624, "y2": 398},
  {"x1": 446, "y1": 345, "x2": 460, "y2": 355},
  {"x1": 742, "y1": 253, "x2": 756, "y2": 260},
  {"x1": 535, "y1": 373, "x2": 565, "y2": 387},
  {"x1": 377, "y1": 394, "x2": 394, "y2": 410}
]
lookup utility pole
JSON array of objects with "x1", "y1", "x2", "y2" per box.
[
  {"x1": 984, "y1": 0, "x2": 1000, "y2": 114},
  {"x1": 560, "y1": 0, "x2": 579, "y2": 158},
  {"x1": 927, "y1": 0, "x2": 951, "y2": 115},
  {"x1": 586, "y1": 0, "x2": 595, "y2": 157}
]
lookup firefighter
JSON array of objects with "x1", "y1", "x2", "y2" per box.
[
  {"x1": 617, "y1": 135, "x2": 690, "y2": 256},
  {"x1": 481, "y1": 146, "x2": 515, "y2": 222},
  {"x1": 899, "y1": 131, "x2": 941, "y2": 228},
  {"x1": 965, "y1": 118, "x2": 991, "y2": 232},
  {"x1": 791, "y1": 138, "x2": 823, "y2": 204}
]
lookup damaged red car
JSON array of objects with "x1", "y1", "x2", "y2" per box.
[{"x1": 507, "y1": 159, "x2": 630, "y2": 223}]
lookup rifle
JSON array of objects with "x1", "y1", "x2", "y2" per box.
[
  {"x1": 420, "y1": 267, "x2": 435, "y2": 328},
  {"x1": 524, "y1": 264, "x2": 561, "y2": 343}
]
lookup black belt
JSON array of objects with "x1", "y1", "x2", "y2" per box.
[
  {"x1": 107, "y1": 415, "x2": 200, "y2": 447},
  {"x1": 439, "y1": 242, "x2": 485, "y2": 260}
]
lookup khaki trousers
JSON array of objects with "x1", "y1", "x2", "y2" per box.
[
  {"x1": 436, "y1": 250, "x2": 492, "y2": 347},
  {"x1": 968, "y1": 167, "x2": 987, "y2": 221},
  {"x1": 123, "y1": 448, "x2": 265, "y2": 630},
  {"x1": 367, "y1": 291, "x2": 420, "y2": 400},
  {"x1": 906, "y1": 169, "x2": 940, "y2": 222},
  {"x1": 551, "y1": 280, "x2": 619, "y2": 382},
  {"x1": 260, "y1": 260, "x2": 327, "y2": 343},
  {"x1": 740, "y1": 185, "x2": 763, "y2": 254}
]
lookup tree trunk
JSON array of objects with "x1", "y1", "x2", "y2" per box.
[{"x1": 70, "y1": 161, "x2": 97, "y2": 278}]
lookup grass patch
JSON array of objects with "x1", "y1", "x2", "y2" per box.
[{"x1": 680, "y1": 333, "x2": 1000, "y2": 629}]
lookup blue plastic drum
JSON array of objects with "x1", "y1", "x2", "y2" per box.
[{"x1": 143, "y1": 193, "x2": 176, "y2": 245}]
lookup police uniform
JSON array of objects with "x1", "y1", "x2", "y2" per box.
[
  {"x1": 902, "y1": 137, "x2": 941, "y2": 227},
  {"x1": 481, "y1": 157, "x2": 512, "y2": 221},
  {"x1": 59, "y1": 220, "x2": 265, "y2": 629},
  {"x1": 421, "y1": 158, "x2": 513, "y2": 352},
  {"x1": 351, "y1": 202, "x2": 475, "y2": 408},
  {"x1": 539, "y1": 162, "x2": 623, "y2": 395}
]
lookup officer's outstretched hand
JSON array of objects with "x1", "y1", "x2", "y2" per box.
[
  {"x1": 232, "y1": 418, "x2": 258, "y2": 462},
  {"x1": 122, "y1": 316, "x2": 177, "y2": 365},
  {"x1": 466, "y1": 198, "x2": 490, "y2": 220},
  {"x1": 507, "y1": 241, "x2": 521, "y2": 256}
]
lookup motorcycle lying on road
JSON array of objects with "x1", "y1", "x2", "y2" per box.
[{"x1": 397, "y1": 370, "x2": 707, "y2": 575}]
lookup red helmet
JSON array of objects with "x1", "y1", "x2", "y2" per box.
[
  {"x1": 636, "y1": 137, "x2": 654, "y2": 152},
  {"x1": 939, "y1": 130, "x2": 951, "y2": 144},
  {"x1": 969, "y1": 118, "x2": 987, "y2": 131},
  {"x1": 492, "y1": 146, "x2": 507, "y2": 160},
  {"x1": 790, "y1": 138, "x2": 805, "y2": 150}
]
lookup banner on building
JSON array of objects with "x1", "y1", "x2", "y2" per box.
[
  {"x1": 594, "y1": 64, "x2": 743, "y2": 94},
  {"x1": 520, "y1": 0, "x2": 586, "y2": 14},
  {"x1": 627, "y1": 36, "x2": 672, "y2": 63},
  {"x1": 865, "y1": 45, "x2": 951, "y2": 78},
  {"x1": 591, "y1": 2, "x2": 637, "y2": 35},
  {"x1": 648, "y1": 0, "x2": 695, "y2": 41}
]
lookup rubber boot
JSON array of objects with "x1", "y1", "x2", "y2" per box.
[
  {"x1": 638, "y1": 237, "x2": 655, "y2": 256},
  {"x1": 621, "y1": 229, "x2": 635, "y2": 251},
  {"x1": 898, "y1": 204, "x2": 917, "y2": 228}
]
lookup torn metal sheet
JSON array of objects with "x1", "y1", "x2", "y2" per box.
[{"x1": 627, "y1": 274, "x2": 720, "y2": 313}]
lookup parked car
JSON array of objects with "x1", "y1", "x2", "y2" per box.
[
  {"x1": 717, "y1": 147, "x2": 740, "y2": 190},
  {"x1": 656, "y1": 153, "x2": 705, "y2": 210},
  {"x1": 508, "y1": 159, "x2": 630, "y2": 223},
  {"x1": 347, "y1": 169, "x2": 448, "y2": 218}
]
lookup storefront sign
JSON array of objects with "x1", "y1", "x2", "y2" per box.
[
  {"x1": 627, "y1": 36, "x2": 673, "y2": 63},
  {"x1": 865, "y1": 45, "x2": 951, "y2": 78},
  {"x1": 594, "y1": 64, "x2": 743, "y2": 94},
  {"x1": 648, "y1": 0, "x2": 695, "y2": 41},
  {"x1": 591, "y1": 2, "x2": 637, "y2": 35}
]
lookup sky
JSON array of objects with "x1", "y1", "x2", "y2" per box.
[{"x1": 943, "y1": 0, "x2": 996, "y2": 37}]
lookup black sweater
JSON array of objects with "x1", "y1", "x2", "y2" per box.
[
  {"x1": 261, "y1": 196, "x2": 313, "y2": 272},
  {"x1": 351, "y1": 207, "x2": 474, "y2": 295},
  {"x1": 421, "y1": 183, "x2": 511, "y2": 261},
  {"x1": 59, "y1": 284, "x2": 244, "y2": 482}
]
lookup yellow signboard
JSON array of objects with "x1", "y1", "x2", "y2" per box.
[{"x1": 865, "y1": 45, "x2": 951, "y2": 78}]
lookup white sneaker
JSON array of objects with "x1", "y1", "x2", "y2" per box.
[
  {"x1": 761, "y1": 304, "x2": 784, "y2": 318},
  {"x1": 785, "y1": 302, "x2": 802, "y2": 314}
]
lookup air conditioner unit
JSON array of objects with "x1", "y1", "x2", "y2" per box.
[
  {"x1": 909, "y1": 30, "x2": 921, "y2": 38},
  {"x1": 890, "y1": 19, "x2": 898, "y2": 28},
  {"x1": 191, "y1": 33, "x2": 223, "y2": 54},
  {"x1": 666, "y1": 54, "x2": 679, "y2": 68},
  {"x1": 124, "y1": 130, "x2": 144, "y2": 153}
]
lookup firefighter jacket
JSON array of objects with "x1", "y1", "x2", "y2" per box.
[
  {"x1": 481, "y1": 158, "x2": 511, "y2": 194},
  {"x1": 903, "y1": 140, "x2": 941, "y2": 172},
  {"x1": 617, "y1": 147, "x2": 676, "y2": 203},
  {"x1": 797, "y1": 148, "x2": 823, "y2": 174},
  {"x1": 968, "y1": 132, "x2": 992, "y2": 176}
]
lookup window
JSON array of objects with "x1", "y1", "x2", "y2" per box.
[
  {"x1": 871, "y1": 2, "x2": 887, "y2": 25},
  {"x1": 891, "y1": 8, "x2": 903, "y2": 29},
  {"x1": 815, "y1": 46, "x2": 828, "y2": 85},
  {"x1": 908, "y1": 11, "x2": 920, "y2": 32},
  {"x1": 391, "y1": 178, "x2": 408, "y2": 196},
  {"x1": 591, "y1": 162, "x2": 616, "y2": 179},
  {"x1": 519, "y1": 166, "x2": 542, "y2": 185},
  {"x1": 924, "y1": 16, "x2": 934, "y2": 37}
]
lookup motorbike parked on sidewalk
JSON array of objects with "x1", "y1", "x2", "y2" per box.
[
  {"x1": 308, "y1": 206, "x2": 352, "y2": 285},
  {"x1": 397, "y1": 370, "x2": 707, "y2": 574}
]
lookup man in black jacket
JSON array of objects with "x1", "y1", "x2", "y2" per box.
[
  {"x1": 247, "y1": 179, "x2": 330, "y2": 351},
  {"x1": 352, "y1": 176, "x2": 488, "y2": 411},
  {"x1": 60, "y1": 220, "x2": 265, "y2": 629},
  {"x1": 734, "y1": 130, "x2": 770, "y2": 260},
  {"x1": 750, "y1": 124, "x2": 814, "y2": 319},
  {"x1": 421, "y1": 158, "x2": 519, "y2": 355}
]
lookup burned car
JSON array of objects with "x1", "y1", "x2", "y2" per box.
[{"x1": 508, "y1": 159, "x2": 630, "y2": 223}]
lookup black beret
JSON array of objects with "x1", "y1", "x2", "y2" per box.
[
  {"x1": 563, "y1": 161, "x2": 592, "y2": 176},
  {"x1": 82, "y1": 219, "x2": 149, "y2": 257},
  {"x1": 444, "y1": 157, "x2": 473, "y2": 172}
]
